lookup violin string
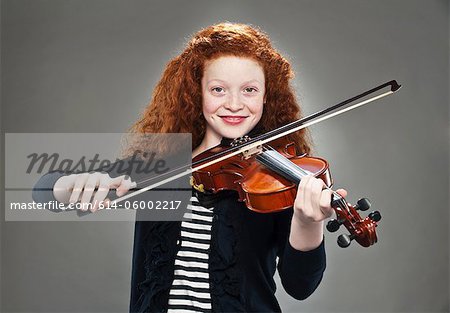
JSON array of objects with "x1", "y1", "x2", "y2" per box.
[
  {"x1": 261, "y1": 145, "x2": 344, "y2": 202},
  {"x1": 260, "y1": 145, "x2": 312, "y2": 182}
]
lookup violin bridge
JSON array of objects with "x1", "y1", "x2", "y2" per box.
[{"x1": 241, "y1": 141, "x2": 264, "y2": 159}]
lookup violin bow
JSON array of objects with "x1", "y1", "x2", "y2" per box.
[
  {"x1": 69, "y1": 80, "x2": 401, "y2": 213},
  {"x1": 192, "y1": 80, "x2": 402, "y2": 164}
]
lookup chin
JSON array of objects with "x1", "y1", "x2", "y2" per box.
[
  {"x1": 220, "y1": 128, "x2": 252, "y2": 139},
  {"x1": 217, "y1": 121, "x2": 256, "y2": 138}
]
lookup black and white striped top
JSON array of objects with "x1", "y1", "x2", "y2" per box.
[{"x1": 167, "y1": 196, "x2": 214, "y2": 313}]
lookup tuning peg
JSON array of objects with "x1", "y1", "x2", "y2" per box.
[
  {"x1": 326, "y1": 219, "x2": 344, "y2": 232},
  {"x1": 368, "y1": 210, "x2": 381, "y2": 222},
  {"x1": 354, "y1": 198, "x2": 371, "y2": 211},
  {"x1": 337, "y1": 233, "x2": 356, "y2": 248}
]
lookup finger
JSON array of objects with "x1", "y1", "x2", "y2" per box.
[
  {"x1": 108, "y1": 175, "x2": 127, "y2": 187},
  {"x1": 80, "y1": 173, "x2": 99, "y2": 212},
  {"x1": 296, "y1": 175, "x2": 310, "y2": 213},
  {"x1": 319, "y1": 189, "x2": 334, "y2": 219},
  {"x1": 336, "y1": 188, "x2": 348, "y2": 198},
  {"x1": 54, "y1": 174, "x2": 75, "y2": 194},
  {"x1": 310, "y1": 178, "x2": 327, "y2": 219},
  {"x1": 91, "y1": 176, "x2": 111, "y2": 212},
  {"x1": 69, "y1": 174, "x2": 88, "y2": 203},
  {"x1": 107, "y1": 175, "x2": 128, "y2": 196},
  {"x1": 116, "y1": 175, "x2": 133, "y2": 197},
  {"x1": 303, "y1": 176, "x2": 316, "y2": 217},
  {"x1": 310, "y1": 178, "x2": 325, "y2": 210}
]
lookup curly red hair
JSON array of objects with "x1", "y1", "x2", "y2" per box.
[{"x1": 126, "y1": 22, "x2": 313, "y2": 156}]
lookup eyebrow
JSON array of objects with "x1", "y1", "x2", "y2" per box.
[{"x1": 207, "y1": 79, "x2": 263, "y2": 85}]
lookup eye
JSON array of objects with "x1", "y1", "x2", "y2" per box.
[
  {"x1": 243, "y1": 87, "x2": 258, "y2": 93},
  {"x1": 211, "y1": 87, "x2": 225, "y2": 93}
]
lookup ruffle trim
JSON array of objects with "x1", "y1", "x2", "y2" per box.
[
  {"x1": 133, "y1": 189, "x2": 247, "y2": 312},
  {"x1": 206, "y1": 191, "x2": 247, "y2": 312},
  {"x1": 135, "y1": 221, "x2": 180, "y2": 313}
]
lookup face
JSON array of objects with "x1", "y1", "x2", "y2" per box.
[{"x1": 200, "y1": 55, "x2": 265, "y2": 148}]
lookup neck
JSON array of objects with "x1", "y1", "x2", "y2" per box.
[
  {"x1": 192, "y1": 140, "x2": 221, "y2": 159},
  {"x1": 192, "y1": 130, "x2": 222, "y2": 158}
]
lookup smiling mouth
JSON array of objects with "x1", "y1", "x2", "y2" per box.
[{"x1": 219, "y1": 116, "x2": 248, "y2": 125}]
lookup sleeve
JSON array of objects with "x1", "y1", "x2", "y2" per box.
[
  {"x1": 274, "y1": 207, "x2": 326, "y2": 300},
  {"x1": 32, "y1": 170, "x2": 68, "y2": 204}
]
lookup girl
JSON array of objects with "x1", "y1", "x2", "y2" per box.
[{"x1": 35, "y1": 22, "x2": 347, "y2": 312}]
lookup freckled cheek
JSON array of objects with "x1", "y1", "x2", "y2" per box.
[
  {"x1": 202, "y1": 96, "x2": 226, "y2": 115},
  {"x1": 246, "y1": 100, "x2": 264, "y2": 115}
]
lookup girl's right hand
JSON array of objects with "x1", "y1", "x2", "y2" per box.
[{"x1": 53, "y1": 172, "x2": 134, "y2": 212}]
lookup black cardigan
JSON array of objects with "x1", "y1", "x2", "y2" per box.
[
  {"x1": 32, "y1": 166, "x2": 326, "y2": 313},
  {"x1": 130, "y1": 189, "x2": 326, "y2": 313}
]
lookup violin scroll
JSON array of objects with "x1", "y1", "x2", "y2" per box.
[{"x1": 329, "y1": 194, "x2": 381, "y2": 248}]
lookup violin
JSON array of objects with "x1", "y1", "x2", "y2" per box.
[{"x1": 191, "y1": 136, "x2": 379, "y2": 248}]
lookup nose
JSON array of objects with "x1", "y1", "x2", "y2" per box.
[{"x1": 224, "y1": 92, "x2": 244, "y2": 112}]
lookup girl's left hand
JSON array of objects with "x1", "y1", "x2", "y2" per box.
[{"x1": 293, "y1": 175, "x2": 347, "y2": 226}]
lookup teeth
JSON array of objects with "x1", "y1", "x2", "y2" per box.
[{"x1": 222, "y1": 117, "x2": 244, "y2": 120}]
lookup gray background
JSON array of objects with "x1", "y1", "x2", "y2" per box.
[{"x1": 1, "y1": 0, "x2": 449, "y2": 312}]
